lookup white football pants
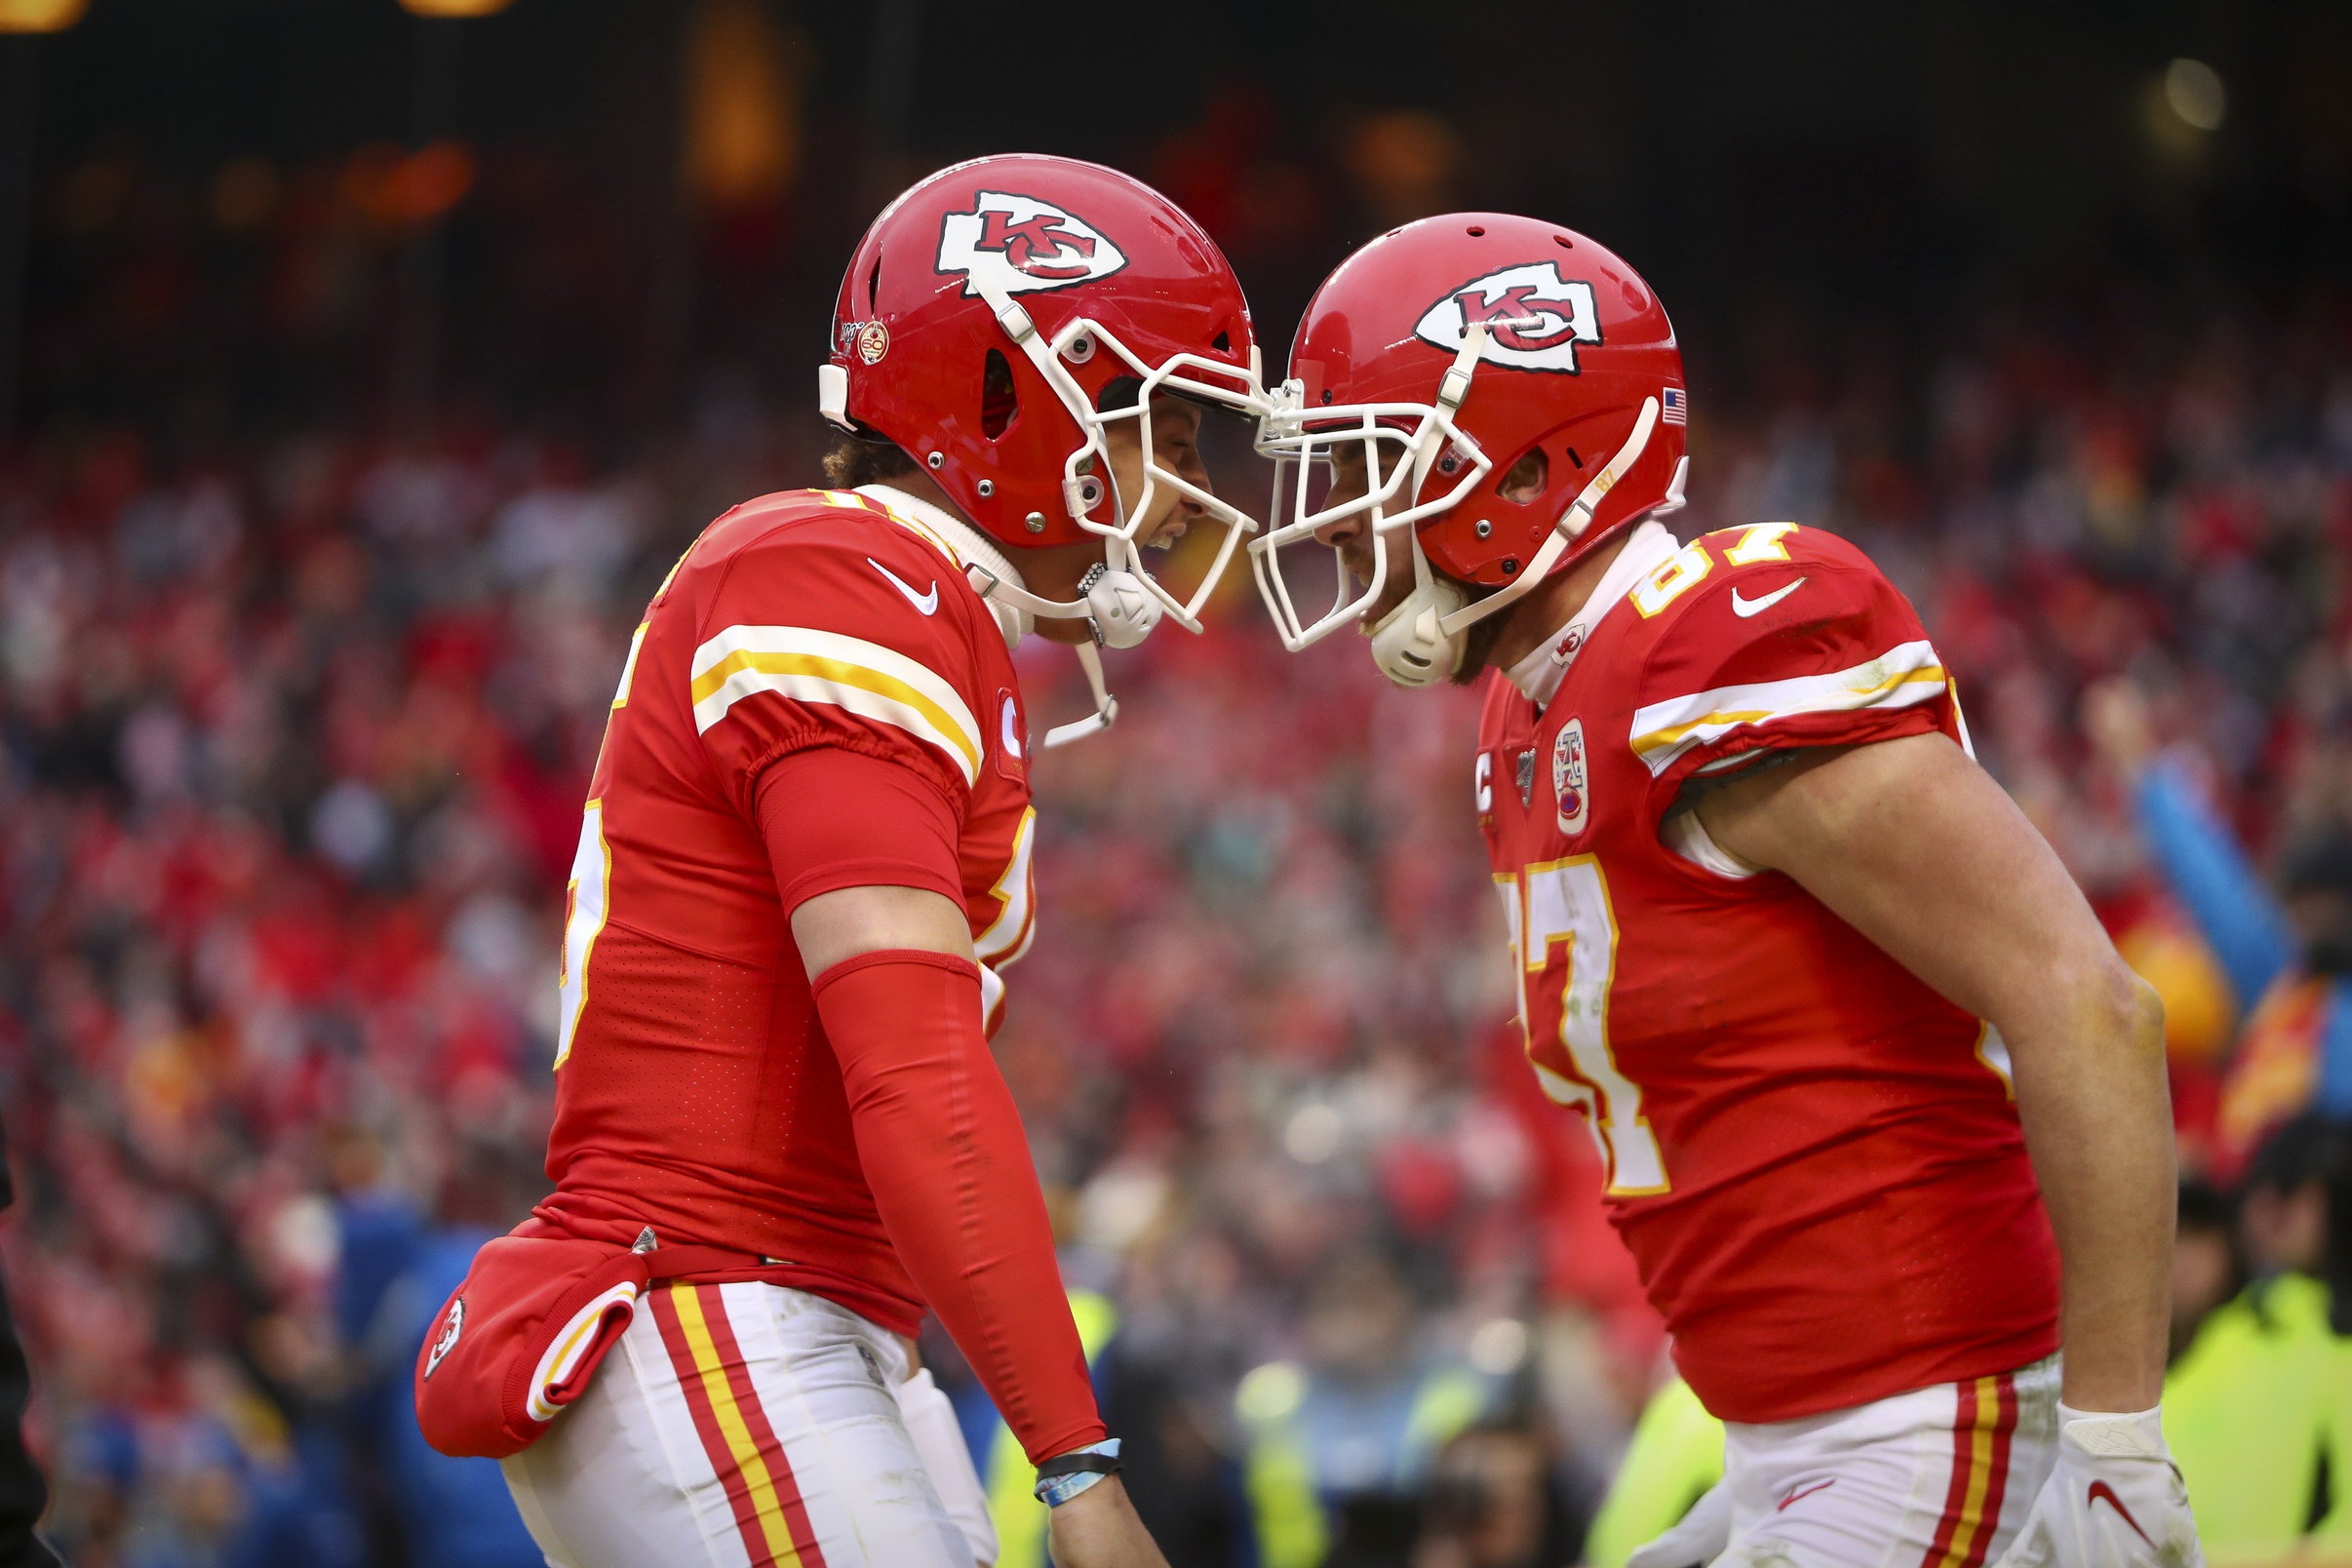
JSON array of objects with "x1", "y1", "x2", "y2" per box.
[
  {"x1": 503, "y1": 1279, "x2": 983, "y2": 1568},
  {"x1": 1714, "y1": 1354, "x2": 2061, "y2": 1567}
]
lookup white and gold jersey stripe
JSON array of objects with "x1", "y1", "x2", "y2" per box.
[
  {"x1": 1629, "y1": 639, "x2": 1946, "y2": 776},
  {"x1": 688, "y1": 625, "x2": 984, "y2": 787}
]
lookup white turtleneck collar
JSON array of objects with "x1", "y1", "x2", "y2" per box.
[
  {"x1": 1503, "y1": 521, "x2": 1680, "y2": 707},
  {"x1": 857, "y1": 484, "x2": 1032, "y2": 647}
]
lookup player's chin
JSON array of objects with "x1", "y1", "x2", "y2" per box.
[
  {"x1": 1345, "y1": 554, "x2": 1405, "y2": 627},
  {"x1": 1353, "y1": 589, "x2": 1409, "y2": 638}
]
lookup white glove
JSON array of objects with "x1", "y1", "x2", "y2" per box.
[
  {"x1": 1627, "y1": 1478, "x2": 1732, "y2": 1568},
  {"x1": 895, "y1": 1367, "x2": 999, "y2": 1568},
  {"x1": 1082, "y1": 567, "x2": 1162, "y2": 648},
  {"x1": 1990, "y1": 1404, "x2": 2203, "y2": 1568}
]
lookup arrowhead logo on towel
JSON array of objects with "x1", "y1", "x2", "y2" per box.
[{"x1": 425, "y1": 1296, "x2": 465, "y2": 1380}]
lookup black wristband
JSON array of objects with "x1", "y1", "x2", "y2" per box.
[{"x1": 1034, "y1": 1449, "x2": 1122, "y2": 1483}]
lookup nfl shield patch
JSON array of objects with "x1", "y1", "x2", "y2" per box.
[{"x1": 1553, "y1": 719, "x2": 1589, "y2": 836}]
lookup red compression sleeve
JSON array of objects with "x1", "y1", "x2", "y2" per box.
[
  {"x1": 758, "y1": 746, "x2": 964, "y2": 912},
  {"x1": 811, "y1": 949, "x2": 1105, "y2": 1464}
]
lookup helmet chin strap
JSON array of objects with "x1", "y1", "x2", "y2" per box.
[
  {"x1": 1432, "y1": 394, "x2": 1660, "y2": 641},
  {"x1": 1362, "y1": 393, "x2": 1660, "y2": 690},
  {"x1": 1041, "y1": 642, "x2": 1118, "y2": 748},
  {"x1": 960, "y1": 559, "x2": 1148, "y2": 748},
  {"x1": 1353, "y1": 324, "x2": 1499, "y2": 688},
  {"x1": 969, "y1": 278, "x2": 1171, "y2": 635},
  {"x1": 958, "y1": 278, "x2": 1205, "y2": 740},
  {"x1": 934, "y1": 281, "x2": 1156, "y2": 743},
  {"x1": 964, "y1": 552, "x2": 1163, "y2": 647}
]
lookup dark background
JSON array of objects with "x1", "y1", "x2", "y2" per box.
[{"x1": 12, "y1": 0, "x2": 2350, "y2": 447}]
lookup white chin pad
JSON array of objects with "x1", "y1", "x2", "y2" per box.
[
  {"x1": 1085, "y1": 568, "x2": 1163, "y2": 649},
  {"x1": 1367, "y1": 578, "x2": 1466, "y2": 688}
]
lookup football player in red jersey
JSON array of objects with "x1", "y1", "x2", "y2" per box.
[
  {"x1": 1250, "y1": 216, "x2": 2202, "y2": 1568},
  {"x1": 426, "y1": 157, "x2": 1268, "y2": 1568}
]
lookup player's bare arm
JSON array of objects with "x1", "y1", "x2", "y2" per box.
[
  {"x1": 1043, "y1": 1477, "x2": 1172, "y2": 1568},
  {"x1": 792, "y1": 885, "x2": 976, "y2": 975},
  {"x1": 1692, "y1": 732, "x2": 2174, "y2": 1415}
]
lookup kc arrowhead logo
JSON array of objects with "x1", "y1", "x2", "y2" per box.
[
  {"x1": 1415, "y1": 262, "x2": 1602, "y2": 373},
  {"x1": 937, "y1": 192, "x2": 1127, "y2": 298},
  {"x1": 424, "y1": 1296, "x2": 464, "y2": 1380}
]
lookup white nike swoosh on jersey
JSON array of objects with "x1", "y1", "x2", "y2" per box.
[
  {"x1": 1730, "y1": 577, "x2": 1807, "y2": 617},
  {"x1": 868, "y1": 558, "x2": 939, "y2": 615}
]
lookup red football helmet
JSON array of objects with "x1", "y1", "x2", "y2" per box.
[
  {"x1": 821, "y1": 154, "x2": 1268, "y2": 635},
  {"x1": 1251, "y1": 214, "x2": 1687, "y2": 684}
]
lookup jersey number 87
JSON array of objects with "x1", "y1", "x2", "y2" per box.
[{"x1": 1498, "y1": 857, "x2": 1668, "y2": 1196}]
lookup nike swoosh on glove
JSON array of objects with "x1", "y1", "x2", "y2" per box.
[
  {"x1": 1627, "y1": 1478, "x2": 1732, "y2": 1568},
  {"x1": 1990, "y1": 1404, "x2": 2204, "y2": 1568}
]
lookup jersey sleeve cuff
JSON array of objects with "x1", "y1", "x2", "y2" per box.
[
  {"x1": 808, "y1": 947, "x2": 982, "y2": 1000},
  {"x1": 1660, "y1": 702, "x2": 1944, "y2": 800},
  {"x1": 774, "y1": 858, "x2": 966, "y2": 916}
]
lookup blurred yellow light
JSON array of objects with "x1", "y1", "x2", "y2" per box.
[
  {"x1": 2164, "y1": 58, "x2": 2226, "y2": 132},
  {"x1": 1235, "y1": 1361, "x2": 1306, "y2": 1425},
  {"x1": 685, "y1": 0, "x2": 801, "y2": 207},
  {"x1": 397, "y1": 0, "x2": 512, "y2": 16},
  {"x1": 0, "y1": 0, "x2": 89, "y2": 34}
]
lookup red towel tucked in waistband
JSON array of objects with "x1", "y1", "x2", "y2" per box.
[{"x1": 413, "y1": 1233, "x2": 757, "y2": 1459}]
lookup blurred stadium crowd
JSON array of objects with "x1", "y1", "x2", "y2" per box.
[{"x1": 5, "y1": 72, "x2": 2352, "y2": 1568}]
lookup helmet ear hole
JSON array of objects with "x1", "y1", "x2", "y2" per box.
[
  {"x1": 1498, "y1": 448, "x2": 1549, "y2": 504},
  {"x1": 982, "y1": 349, "x2": 1018, "y2": 440}
]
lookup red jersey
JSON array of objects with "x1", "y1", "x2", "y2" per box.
[
  {"x1": 537, "y1": 486, "x2": 1038, "y2": 1335},
  {"x1": 1477, "y1": 522, "x2": 2059, "y2": 1423}
]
